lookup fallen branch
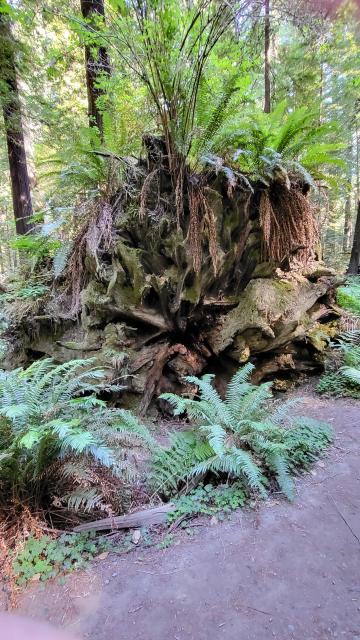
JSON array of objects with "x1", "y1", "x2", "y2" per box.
[{"x1": 73, "y1": 503, "x2": 175, "y2": 533}]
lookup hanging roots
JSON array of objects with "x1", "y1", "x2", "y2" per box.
[
  {"x1": 187, "y1": 182, "x2": 218, "y2": 276},
  {"x1": 188, "y1": 185, "x2": 203, "y2": 274},
  {"x1": 139, "y1": 168, "x2": 160, "y2": 220},
  {"x1": 63, "y1": 201, "x2": 114, "y2": 316},
  {"x1": 259, "y1": 186, "x2": 319, "y2": 264},
  {"x1": 175, "y1": 164, "x2": 184, "y2": 229}
]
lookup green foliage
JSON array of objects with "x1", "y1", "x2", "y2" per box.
[
  {"x1": 336, "y1": 277, "x2": 360, "y2": 316},
  {"x1": 105, "y1": 0, "x2": 238, "y2": 175},
  {"x1": 168, "y1": 483, "x2": 247, "y2": 524},
  {"x1": 12, "y1": 532, "x2": 110, "y2": 586},
  {"x1": 317, "y1": 371, "x2": 360, "y2": 398},
  {"x1": 0, "y1": 282, "x2": 49, "y2": 303},
  {"x1": 10, "y1": 234, "x2": 61, "y2": 269},
  {"x1": 318, "y1": 331, "x2": 360, "y2": 398},
  {"x1": 0, "y1": 358, "x2": 155, "y2": 512},
  {"x1": 152, "y1": 364, "x2": 333, "y2": 500},
  {"x1": 38, "y1": 127, "x2": 114, "y2": 200},
  {"x1": 205, "y1": 101, "x2": 345, "y2": 184},
  {"x1": 283, "y1": 419, "x2": 334, "y2": 470}
]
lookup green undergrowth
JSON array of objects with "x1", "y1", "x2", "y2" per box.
[
  {"x1": 12, "y1": 483, "x2": 249, "y2": 586},
  {"x1": 12, "y1": 532, "x2": 111, "y2": 586},
  {"x1": 318, "y1": 371, "x2": 360, "y2": 398},
  {"x1": 336, "y1": 277, "x2": 360, "y2": 316},
  {"x1": 167, "y1": 483, "x2": 248, "y2": 524},
  {"x1": 318, "y1": 331, "x2": 360, "y2": 398},
  {"x1": 152, "y1": 364, "x2": 334, "y2": 501},
  {"x1": 0, "y1": 282, "x2": 49, "y2": 303}
]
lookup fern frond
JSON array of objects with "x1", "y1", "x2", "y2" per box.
[
  {"x1": 65, "y1": 487, "x2": 107, "y2": 513},
  {"x1": 154, "y1": 364, "x2": 332, "y2": 499},
  {"x1": 340, "y1": 366, "x2": 360, "y2": 386},
  {"x1": 225, "y1": 362, "x2": 254, "y2": 406}
]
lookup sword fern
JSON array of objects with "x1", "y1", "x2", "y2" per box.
[{"x1": 153, "y1": 364, "x2": 332, "y2": 499}]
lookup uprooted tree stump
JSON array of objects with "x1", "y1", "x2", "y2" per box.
[{"x1": 7, "y1": 140, "x2": 341, "y2": 411}]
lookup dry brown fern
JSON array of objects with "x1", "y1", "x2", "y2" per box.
[
  {"x1": 63, "y1": 200, "x2": 115, "y2": 316},
  {"x1": 187, "y1": 181, "x2": 219, "y2": 276}
]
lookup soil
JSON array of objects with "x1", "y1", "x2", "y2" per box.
[{"x1": 4, "y1": 391, "x2": 360, "y2": 640}]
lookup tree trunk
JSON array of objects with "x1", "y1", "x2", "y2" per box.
[
  {"x1": 80, "y1": 0, "x2": 110, "y2": 139},
  {"x1": 347, "y1": 200, "x2": 360, "y2": 275},
  {"x1": 0, "y1": 13, "x2": 33, "y2": 236},
  {"x1": 264, "y1": 0, "x2": 271, "y2": 114},
  {"x1": 343, "y1": 194, "x2": 352, "y2": 253}
]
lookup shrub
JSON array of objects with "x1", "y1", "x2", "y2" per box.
[
  {"x1": 0, "y1": 358, "x2": 155, "y2": 514},
  {"x1": 152, "y1": 364, "x2": 333, "y2": 500}
]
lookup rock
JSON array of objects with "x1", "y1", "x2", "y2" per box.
[{"x1": 132, "y1": 529, "x2": 141, "y2": 545}]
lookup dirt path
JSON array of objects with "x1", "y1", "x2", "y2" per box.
[{"x1": 14, "y1": 394, "x2": 360, "y2": 640}]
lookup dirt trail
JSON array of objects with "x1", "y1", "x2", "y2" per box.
[{"x1": 12, "y1": 394, "x2": 360, "y2": 640}]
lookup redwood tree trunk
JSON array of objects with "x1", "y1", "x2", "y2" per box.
[
  {"x1": 80, "y1": 0, "x2": 110, "y2": 139},
  {"x1": 0, "y1": 13, "x2": 33, "y2": 236},
  {"x1": 343, "y1": 194, "x2": 352, "y2": 252},
  {"x1": 264, "y1": 0, "x2": 271, "y2": 114},
  {"x1": 347, "y1": 200, "x2": 360, "y2": 275}
]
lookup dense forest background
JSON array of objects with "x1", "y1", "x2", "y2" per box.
[{"x1": 0, "y1": 0, "x2": 359, "y2": 275}]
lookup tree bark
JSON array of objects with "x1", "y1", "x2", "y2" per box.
[
  {"x1": 343, "y1": 194, "x2": 352, "y2": 253},
  {"x1": 80, "y1": 0, "x2": 110, "y2": 139},
  {"x1": 0, "y1": 13, "x2": 33, "y2": 236},
  {"x1": 264, "y1": 0, "x2": 271, "y2": 114},
  {"x1": 347, "y1": 200, "x2": 360, "y2": 275}
]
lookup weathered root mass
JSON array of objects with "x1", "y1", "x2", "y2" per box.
[{"x1": 12, "y1": 149, "x2": 340, "y2": 411}]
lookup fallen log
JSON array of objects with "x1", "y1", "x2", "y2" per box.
[{"x1": 73, "y1": 503, "x2": 175, "y2": 533}]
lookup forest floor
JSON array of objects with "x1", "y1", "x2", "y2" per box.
[{"x1": 7, "y1": 389, "x2": 360, "y2": 640}]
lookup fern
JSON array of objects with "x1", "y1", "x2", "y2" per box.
[
  {"x1": 0, "y1": 358, "x2": 153, "y2": 513},
  {"x1": 205, "y1": 101, "x2": 344, "y2": 185},
  {"x1": 153, "y1": 366, "x2": 333, "y2": 498},
  {"x1": 65, "y1": 487, "x2": 108, "y2": 513},
  {"x1": 318, "y1": 330, "x2": 360, "y2": 398},
  {"x1": 53, "y1": 242, "x2": 72, "y2": 278}
]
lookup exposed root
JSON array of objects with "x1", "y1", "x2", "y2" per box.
[
  {"x1": 259, "y1": 186, "x2": 319, "y2": 265},
  {"x1": 203, "y1": 188, "x2": 219, "y2": 276},
  {"x1": 339, "y1": 310, "x2": 360, "y2": 332}
]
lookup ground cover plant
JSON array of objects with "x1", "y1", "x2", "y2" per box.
[
  {"x1": 167, "y1": 483, "x2": 248, "y2": 525},
  {"x1": 0, "y1": 356, "x2": 335, "y2": 599},
  {"x1": 11, "y1": 531, "x2": 111, "y2": 586}
]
